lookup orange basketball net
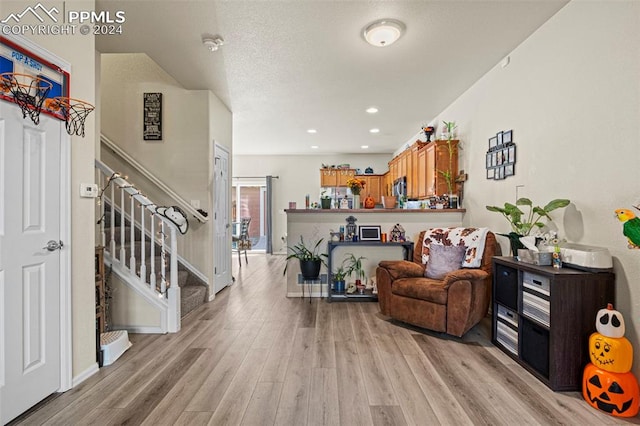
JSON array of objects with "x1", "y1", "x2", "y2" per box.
[
  {"x1": 50, "y1": 96, "x2": 95, "y2": 137},
  {"x1": 0, "y1": 72, "x2": 52, "y2": 125}
]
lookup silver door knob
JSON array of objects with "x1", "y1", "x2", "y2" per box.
[{"x1": 43, "y1": 240, "x2": 64, "y2": 251}]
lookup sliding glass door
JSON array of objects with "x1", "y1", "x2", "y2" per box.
[{"x1": 232, "y1": 179, "x2": 266, "y2": 251}]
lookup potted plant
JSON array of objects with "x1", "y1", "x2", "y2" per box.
[
  {"x1": 332, "y1": 263, "x2": 348, "y2": 293},
  {"x1": 344, "y1": 253, "x2": 366, "y2": 289},
  {"x1": 486, "y1": 197, "x2": 570, "y2": 255},
  {"x1": 320, "y1": 191, "x2": 331, "y2": 209},
  {"x1": 284, "y1": 236, "x2": 328, "y2": 280}
]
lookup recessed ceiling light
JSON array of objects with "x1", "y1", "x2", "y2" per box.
[
  {"x1": 363, "y1": 19, "x2": 405, "y2": 47},
  {"x1": 311, "y1": 145, "x2": 319, "y2": 149},
  {"x1": 366, "y1": 107, "x2": 378, "y2": 114},
  {"x1": 361, "y1": 145, "x2": 369, "y2": 149},
  {"x1": 307, "y1": 129, "x2": 317, "y2": 134},
  {"x1": 369, "y1": 128, "x2": 380, "y2": 134}
]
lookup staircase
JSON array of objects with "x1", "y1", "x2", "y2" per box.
[
  {"x1": 103, "y1": 207, "x2": 208, "y2": 318},
  {"x1": 96, "y1": 160, "x2": 208, "y2": 333}
]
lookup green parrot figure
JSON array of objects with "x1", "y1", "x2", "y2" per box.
[{"x1": 615, "y1": 208, "x2": 640, "y2": 249}]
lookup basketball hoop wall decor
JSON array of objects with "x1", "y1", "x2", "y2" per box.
[
  {"x1": 143, "y1": 93, "x2": 162, "y2": 141},
  {"x1": 0, "y1": 72, "x2": 52, "y2": 124},
  {"x1": 49, "y1": 96, "x2": 95, "y2": 137},
  {"x1": 0, "y1": 36, "x2": 70, "y2": 123}
]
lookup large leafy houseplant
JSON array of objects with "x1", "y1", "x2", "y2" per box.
[
  {"x1": 284, "y1": 236, "x2": 328, "y2": 280},
  {"x1": 486, "y1": 198, "x2": 570, "y2": 254},
  {"x1": 344, "y1": 253, "x2": 366, "y2": 284}
]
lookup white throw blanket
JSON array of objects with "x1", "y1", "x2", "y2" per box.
[{"x1": 421, "y1": 227, "x2": 490, "y2": 268}]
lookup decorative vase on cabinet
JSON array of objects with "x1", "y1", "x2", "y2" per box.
[{"x1": 353, "y1": 194, "x2": 361, "y2": 209}]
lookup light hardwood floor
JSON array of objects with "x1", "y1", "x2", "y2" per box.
[{"x1": 12, "y1": 254, "x2": 640, "y2": 425}]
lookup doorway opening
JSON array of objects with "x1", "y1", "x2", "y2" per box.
[{"x1": 232, "y1": 178, "x2": 266, "y2": 251}]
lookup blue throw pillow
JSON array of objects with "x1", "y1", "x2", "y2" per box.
[{"x1": 424, "y1": 244, "x2": 466, "y2": 280}]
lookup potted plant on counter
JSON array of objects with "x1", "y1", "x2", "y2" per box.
[
  {"x1": 486, "y1": 197, "x2": 570, "y2": 255},
  {"x1": 320, "y1": 191, "x2": 332, "y2": 209},
  {"x1": 284, "y1": 236, "x2": 328, "y2": 280}
]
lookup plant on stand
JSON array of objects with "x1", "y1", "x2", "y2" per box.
[
  {"x1": 346, "y1": 177, "x2": 366, "y2": 209},
  {"x1": 332, "y1": 263, "x2": 348, "y2": 294},
  {"x1": 486, "y1": 198, "x2": 570, "y2": 255},
  {"x1": 344, "y1": 253, "x2": 366, "y2": 293},
  {"x1": 284, "y1": 236, "x2": 328, "y2": 280}
]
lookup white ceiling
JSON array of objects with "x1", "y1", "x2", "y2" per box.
[{"x1": 96, "y1": 0, "x2": 569, "y2": 155}]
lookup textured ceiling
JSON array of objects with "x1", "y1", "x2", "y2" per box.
[{"x1": 96, "y1": 1, "x2": 569, "y2": 155}]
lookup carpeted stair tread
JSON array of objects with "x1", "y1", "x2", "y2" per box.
[{"x1": 181, "y1": 285, "x2": 208, "y2": 317}]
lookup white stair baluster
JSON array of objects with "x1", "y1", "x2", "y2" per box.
[
  {"x1": 130, "y1": 195, "x2": 136, "y2": 274},
  {"x1": 110, "y1": 180, "x2": 116, "y2": 257},
  {"x1": 119, "y1": 186, "x2": 126, "y2": 264},
  {"x1": 160, "y1": 221, "x2": 167, "y2": 296},
  {"x1": 150, "y1": 216, "x2": 156, "y2": 291},
  {"x1": 139, "y1": 205, "x2": 146, "y2": 283},
  {"x1": 99, "y1": 172, "x2": 106, "y2": 248}
]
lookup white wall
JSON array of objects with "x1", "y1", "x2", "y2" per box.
[
  {"x1": 424, "y1": 2, "x2": 640, "y2": 375},
  {"x1": 233, "y1": 154, "x2": 391, "y2": 253}
]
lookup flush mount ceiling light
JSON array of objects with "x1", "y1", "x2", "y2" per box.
[
  {"x1": 307, "y1": 129, "x2": 317, "y2": 134},
  {"x1": 366, "y1": 107, "x2": 378, "y2": 114},
  {"x1": 363, "y1": 19, "x2": 405, "y2": 47},
  {"x1": 369, "y1": 128, "x2": 380, "y2": 134},
  {"x1": 202, "y1": 36, "x2": 224, "y2": 52}
]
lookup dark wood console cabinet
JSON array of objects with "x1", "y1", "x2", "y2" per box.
[{"x1": 491, "y1": 256, "x2": 615, "y2": 391}]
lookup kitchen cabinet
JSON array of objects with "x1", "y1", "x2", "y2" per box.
[
  {"x1": 320, "y1": 169, "x2": 355, "y2": 187},
  {"x1": 492, "y1": 257, "x2": 615, "y2": 391},
  {"x1": 417, "y1": 148, "x2": 427, "y2": 198},
  {"x1": 415, "y1": 140, "x2": 458, "y2": 197},
  {"x1": 389, "y1": 159, "x2": 398, "y2": 182},
  {"x1": 407, "y1": 141, "x2": 426, "y2": 198},
  {"x1": 383, "y1": 172, "x2": 392, "y2": 196},
  {"x1": 358, "y1": 174, "x2": 382, "y2": 204},
  {"x1": 320, "y1": 169, "x2": 337, "y2": 187},
  {"x1": 337, "y1": 169, "x2": 355, "y2": 186}
]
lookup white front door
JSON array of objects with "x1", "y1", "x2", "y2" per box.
[
  {"x1": 0, "y1": 102, "x2": 63, "y2": 423},
  {"x1": 213, "y1": 143, "x2": 231, "y2": 293}
]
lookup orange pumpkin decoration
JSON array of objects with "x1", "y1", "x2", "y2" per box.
[
  {"x1": 589, "y1": 333, "x2": 633, "y2": 373},
  {"x1": 583, "y1": 363, "x2": 639, "y2": 417},
  {"x1": 363, "y1": 194, "x2": 375, "y2": 209}
]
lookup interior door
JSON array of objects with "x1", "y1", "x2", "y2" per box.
[
  {"x1": 0, "y1": 102, "x2": 63, "y2": 423},
  {"x1": 213, "y1": 143, "x2": 231, "y2": 293}
]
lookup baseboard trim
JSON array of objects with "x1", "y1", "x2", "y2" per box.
[
  {"x1": 111, "y1": 325, "x2": 166, "y2": 334},
  {"x1": 72, "y1": 362, "x2": 99, "y2": 388}
]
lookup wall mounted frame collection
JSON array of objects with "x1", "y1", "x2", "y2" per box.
[{"x1": 486, "y1": 129, "x2": 516, "y2": 180}]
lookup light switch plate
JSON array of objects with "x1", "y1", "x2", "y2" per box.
[{"x1": 80, "y1": 183, "x2": 98, "y2": 198}]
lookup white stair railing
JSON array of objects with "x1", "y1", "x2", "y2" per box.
[{"x1": 96, "y1": 160, "x2": 182, "y2": 333}]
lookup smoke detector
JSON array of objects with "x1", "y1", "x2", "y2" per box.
[{"x1": 202, "y1": 36, "x2": 224, "y2": 52}]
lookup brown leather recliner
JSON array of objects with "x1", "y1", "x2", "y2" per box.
[{"x1": 376, "y1": 231, "x2": 500, "y2": 337}]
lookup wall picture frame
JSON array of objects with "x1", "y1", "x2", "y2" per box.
[
  {"x1": 359, "y1": 225, "x2": 381, "y2": 241},
  {"x1": 503, "y1": 129, "x2": 513, "y2": 144},
  {"x1": 496, "y1": 131, "x2": 504, "y2": 147},
  {"x1": 487, "y1": 168, "x2": 495, "y2": 179},
  {"x1": 489, "y1": 136, "x2": 498, "y2": 151}
]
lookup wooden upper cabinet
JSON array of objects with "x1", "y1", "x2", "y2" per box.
[
  {"x1": 431, "y1": 140, "x2": 459, "y2": 196},
  {"x1": 417, "y1": 148, "x2": 427, "y2": 198},
  {"x1": 388, "y1": 158, "x2": 398, "y2": 181},
  {"x1": 407, "y1": 141, "x2": 426, "y2": 199},
  {"x1": 320, "y1": 168, "x2": 356, "y2": 187},
  {"x1": 337, "y1": 169, "x2": 355, "y2": 186},
  {"x1": 383, "y1": 172, "x2": 392, "y2": 196},
  {"x1": 425, "y1": 143, "x2": 436, "y2": 196},
  {"x1": 320, "y1": 169, "x2": 338, "y2": 187},
  {"x1": 359, "y1": 175, "x2": 382, "y2": 203}
]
